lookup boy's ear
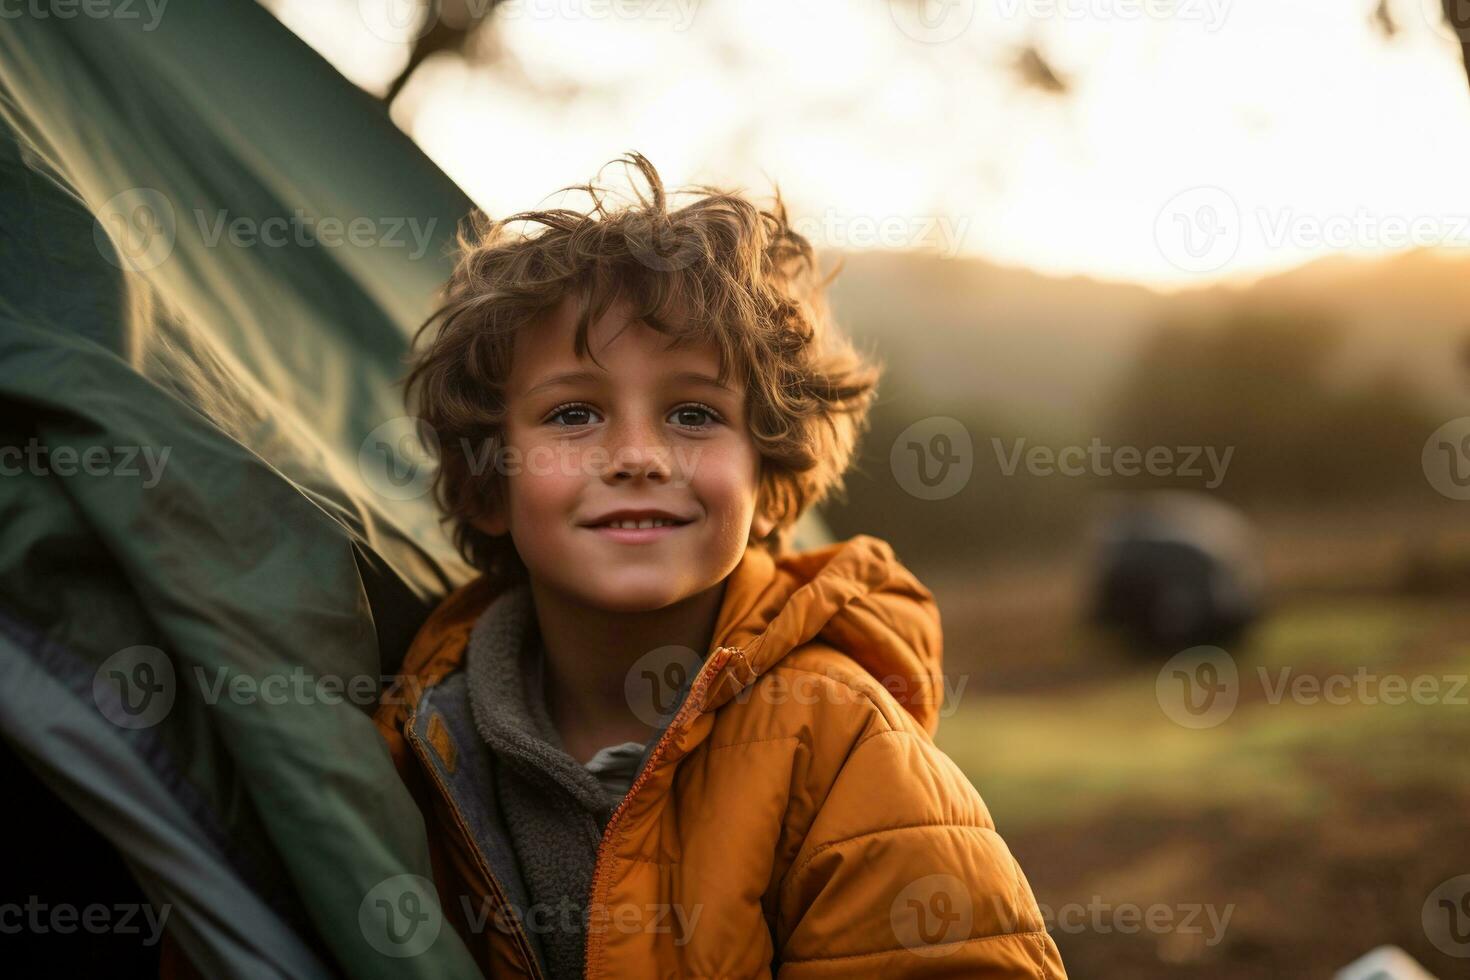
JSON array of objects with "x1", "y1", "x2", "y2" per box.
[
  {"x1": 751, "y1": 509, "x2": 775, "y2": 540},
  {"x1": 471, "y1": 510, "x2": 508, "y2": 537}
]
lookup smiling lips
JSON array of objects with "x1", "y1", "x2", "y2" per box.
[{"x1": 579, "y1": 509, "x2": 694, "y2": 543}]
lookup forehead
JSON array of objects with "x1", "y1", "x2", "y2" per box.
[{"x1": 510, "y1": 294, "x2": 726, "y2": 393}]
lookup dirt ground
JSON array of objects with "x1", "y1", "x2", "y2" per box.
[{"x1": 921, "y1": 506, "x2": 1470, "y2": 978}]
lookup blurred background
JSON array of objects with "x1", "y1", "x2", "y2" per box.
[{"x1": 85, "y1": 0, "x2": 1470, "y2": 974}]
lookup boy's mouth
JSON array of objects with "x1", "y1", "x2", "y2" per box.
[
  {"x1": 578, "y1": 509, "x2": 696, "y2": 541},
  {"x1": 579, "y1": 508, "x2": 695, "y2": 529}
]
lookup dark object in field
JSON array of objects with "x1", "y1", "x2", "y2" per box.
[{"x1": 1088, "y1": 492, "x2": 1264, "y2": 652}]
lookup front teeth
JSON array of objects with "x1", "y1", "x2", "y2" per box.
[{"x1": 605, "y1": 518, "x2": 678, "y2": 529}]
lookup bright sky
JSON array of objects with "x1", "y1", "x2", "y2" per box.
[{"x1": 267, "y1": 0, "x2": 1470, "y2": 290}]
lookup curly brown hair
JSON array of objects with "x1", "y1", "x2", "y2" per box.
[{"x1": 401, "y1": 152, "x2": 882, "y2": 586}]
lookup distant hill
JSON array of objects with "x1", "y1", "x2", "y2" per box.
[
  {"x1": 825, "y1": 247, "x2": 1470, "y2": 430},
  {"x1": 819, "y1": 247, "x2": 1467, "y2": 567}
]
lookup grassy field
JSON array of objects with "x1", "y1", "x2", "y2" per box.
[{"x1": 924, "y1": 522, "x2": 1470, "y2": 978}]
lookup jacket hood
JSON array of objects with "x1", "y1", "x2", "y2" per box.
[{"x1": 701, "y1": 534, "x2": 945, "y2": 735}]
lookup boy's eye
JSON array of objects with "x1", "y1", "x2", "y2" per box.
[
  {"x1": 546, "y1": 403, "x2": 601, "y2": 427},
  {"x1": 542, "y1": 402, "x2": 723, "y2": 429},
  {"x1": 669, "y1": 403, "x2": 722, "y2": 429}
]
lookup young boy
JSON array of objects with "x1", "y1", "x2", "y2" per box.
[{"x1": 374, "y1": 154, "x2": 1065, "y2": 978}]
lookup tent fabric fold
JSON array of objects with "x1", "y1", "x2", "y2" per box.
[{"x1": 0, "y1": 2, "x2": 484, "y2": 976}]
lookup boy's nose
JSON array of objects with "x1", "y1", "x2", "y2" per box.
[{"x1": 603, "y1": 422, "x2": 673, "y2": 483}]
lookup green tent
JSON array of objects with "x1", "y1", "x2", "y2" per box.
[{"x1": 0, "y1": 1, "x2": 483, "y2": 975}]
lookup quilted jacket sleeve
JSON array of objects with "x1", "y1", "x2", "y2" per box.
[{"x1": 771, "y1": 693, "x2": 1065, "y2": 978}]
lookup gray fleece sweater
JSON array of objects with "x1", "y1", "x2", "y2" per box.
[{"x1": 462, "y1": 583, "x2": 698, "y2": 979}]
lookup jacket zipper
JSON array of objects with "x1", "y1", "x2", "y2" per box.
[
  {"x1": 581, "y1": 644, "x2": 742, "y2": 978},
  {"x1": 405, "y1": 718, "x2": 548, "y2": 980}
]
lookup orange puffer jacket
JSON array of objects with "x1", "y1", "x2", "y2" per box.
[{"x1": 373, "y1": 534, "x2": 1065, "y2": 978}]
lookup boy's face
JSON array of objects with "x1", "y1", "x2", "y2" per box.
[{"x1": 475, "y1": 294, "x2": 775, "y2": 612}]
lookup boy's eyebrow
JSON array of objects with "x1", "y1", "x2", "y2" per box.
[
  {"x1": 672, "y1": 371, "x2": 735, "y2": 393},
  {"x1": 523, "y1": 370, "x2": 734, "y2": 396},
  {"x1": 523, "y1": 370, "x2": 600, "y2": 396}
]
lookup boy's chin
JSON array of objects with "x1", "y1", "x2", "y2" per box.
[{"x1": 560, "y1": 572, "x2": 705, "y2": 614}]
